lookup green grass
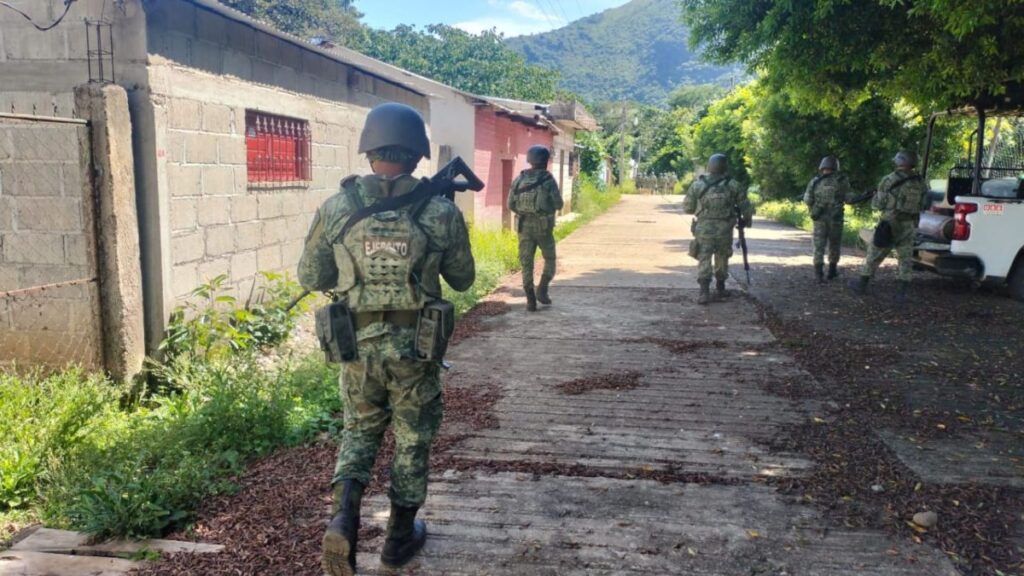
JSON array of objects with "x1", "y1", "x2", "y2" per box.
[{"x1": 756, "y1": 199, "x2": 875, "y2": 247}]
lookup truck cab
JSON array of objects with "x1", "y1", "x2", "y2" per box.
[{"x1": 913, "y1": 107, "x2": 1024, "y2": 300}]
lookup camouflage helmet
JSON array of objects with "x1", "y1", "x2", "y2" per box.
[
  {"x1": 893, "y1": 150, "x2": 918, "y2": 168},
  {"x1": 707, "y1": 153, "x2": 728, "y2": 175},
  {"x1": 358, "y1": 102, "x2": 431, "y2": 160},
  {"x1": 527, "y1": 145, "x2": 551, "y2": 166},
  {"x1": 818, "y1": 155, "x2": 840, "y2": 172}
]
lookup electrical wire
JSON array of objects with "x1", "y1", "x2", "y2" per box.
[{"x1": 0, "y1": 0, "x2": 76, "y2": 31}]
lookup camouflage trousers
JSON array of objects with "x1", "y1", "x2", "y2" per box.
[
  {"x1": 860, "y1": 218, "x2": 916, "y2": 281},
  {"x1": 333, "y1": 328, "x2": 442, "y2": 508},
  {"x1": 694, "y1": 221, "x2": 734, "y2": 284},
  {"x1": 518, "y1": 215, "x2": 556, "y2": 290},
  {"x1": 812, "y1": 217, "x2": 844, "y2": 266}
]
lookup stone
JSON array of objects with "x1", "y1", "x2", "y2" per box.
[{"x1": 912, "y1": 511, "x2": 938, "y2": 529}]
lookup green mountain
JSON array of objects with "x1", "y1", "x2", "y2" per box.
[{"x1": 505, "y1": 0, "x2": 740, "y2": 105}]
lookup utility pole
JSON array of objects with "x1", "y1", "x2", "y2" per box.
[{"x1": 619, "y1": 104, "x2": 627, "y2": 186}]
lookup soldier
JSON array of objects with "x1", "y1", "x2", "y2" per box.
[
  {"x1": 298, "y1": 102, "x2": 475, "y2": 576},
  {"x1": 804, "y1": 155, "x2": 853, "y2": 282},
  {"x1": 683, "y1": 154, "x2": 754, "y2": 304},
  {"x1": 508, "y1": 145, "x2": 564, "y2": 311},
  {"x1": 848, "y1": 150, "x2": 927, "y2": 301}
]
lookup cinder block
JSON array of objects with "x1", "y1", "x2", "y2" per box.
[
  {"x1": 202, "y1": 103, "x2": 234, "y2": 134},
  {"x1": 171, "y1": 230, "x2": 204, "y2": 264},
  {"x1": 222, "y1": 50, "x2": 254, "y2": 80},
  {"x1": 280, "y1": 191, "x2": 305, "y2": 217},
  {"x1": 198, "y1": 257, "x2": 230, "y2": 284},
  {"x1": 2, "y1": 233, "x2": 64, "y2": 264},
  {"x1": 285, "y1": 214, "x2": 309, "y2": 241},
  {"x1": 278, "y1": 42, "x2": 302, "y2": 71},
  {"x1": 224, "y1": 20, "x2": 255, "y2": 53},
  {"x1": 8, "y1": 126, "x2": 77, "y2": 162},
  {"x1": 202, "y1": 166, "x2": 236, "y2": 195},
  {"x1": 312, "y1": 144, "x2": 335, "y2": 167},
  {"x1": 168, "y1": 99, "x2": 202, "y2": 131},
  {"x1": 231, "y1": 250, "x2": 258, "y2": 281},
  {"x1": 257, "y1": 244, "x2": 282, "y2": 271},
  {"x1": 167, "y1": 163, "x2": 203, "y2": 197},
  {"x1": 62, "y1": 160, "x2": 84, "y2": 197},
  {"x1": 273, "y1": 66, "x2": 300, "y2": 91},
  {"x1": 252, "y1": 59, "x2": 278, "y2": 86},
  {"x1": 15, "y1": 197, "x2": 83, "y2": 231},
  {"x1": 64, "y1": 234, "x2": 91, "y2": 267},
  {"x1": 257, "y1": 194, "x2": 283, "y2": 219},
  {"x1": 197, "y1": 195, "x2": 230, "y2": 226},
  {"x1": 231, "y1": 195, "x2": 259, "y2": 223},
  {"x1": 185, "y1": 133, "x2": 219, "y2": 164},
  {"x1": 0, "y1": 197, "x2": 13, "y2": 231},
  {"x1": 171, "y1": 262, "x2": 199, "y2": 298},
  {"x1": 205, "y1": 224, "x2": 235, "y2": 257},
  {"x1": 0, "y1": 163, "x2": 62, "y2": 197},
  {"x1": 11, "y1": 299, "x2": 72, "y2": 331},
  {"x1": 235, "y1": 221, "x2": 261, "y2": 251},
  {"x1": 165, "y1": 130, "x2": 186, "y2": 163},
  {"x1": 170, "y1": 198, "x2": 197, "y2": 231},
  {"x1": 217, "y1": 135, "x2": 246, "y2": 164},
  {"x1": 280, "y1": 239, "x2": 303, "y2": 268},
  {"x1": 2, "y1": 26, "x2": 64, "y2": 60},
  {"x1": 196, "y1": 9, "x2": 227, "y2": 45},
  {"x1": 255, "y1": 31, "x2": 281, "y2": 63},
  {"x1": 260, "y1": 219, "x2": 285, "y2": 245},
  {"x1": 0, "y1": 265, "x2": 18, "y2": 291}
]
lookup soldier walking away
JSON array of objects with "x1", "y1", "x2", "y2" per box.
[
  {"x1": 848, "y1": 150, "x2": 928, "y2": 301},
  {"x1": 508, "y1": 145, "x2": 564, "y2": 311},
  {"x1": 298, "y1": 102, "x2": 476, "y2": 576},
  {"x1": 683, "y1": 154, "x2": 754, "y2": 305},
  {"x1": 804, "y1": 155, "x2": 853, "y2": 282}
]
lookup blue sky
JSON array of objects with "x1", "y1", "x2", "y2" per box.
[{"x1": 358, "y1": 0, "x2": 631, "y2": 37}]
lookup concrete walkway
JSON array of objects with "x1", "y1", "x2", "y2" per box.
[{"x1": 356, "y1": 195, "x2": 959, "y2": 575}]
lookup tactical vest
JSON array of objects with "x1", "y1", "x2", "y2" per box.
[
  {"x1": 696, "y1": 177, "x2": 734, "y2": 220},
  {"x1": 331, "y1": 176, "x2": 430, "y2": 313},
  {"x1": 512, "y1": 172, "x2": 554, "y2": 215},
  {"x1": 884, "y1": 173, "x2": 925, "y2": 218},
  {"x1": 810, "y1": 174, "x2": 846, "y2": 220}
]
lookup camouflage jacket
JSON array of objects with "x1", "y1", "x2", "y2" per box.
[
  {"x1": 684, "y1": 174, "x2": 754, "y2": 223},
  {"x1": 507, "y1": 169, "x2": 563, "y2": 218},
  {"x1": 873, "y1": 169, "x2": 928, "y2": 221},
  {"x1": 804, "y1": 172, "x2": 853, "y2": 221},
  {"x1": 297, "y1": 174, "x2": 475, "y2": 309}
]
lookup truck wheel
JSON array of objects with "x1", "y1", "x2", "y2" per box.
[{"x1": 1010, "y1": 256, "x2": 1024, "y2": 302}]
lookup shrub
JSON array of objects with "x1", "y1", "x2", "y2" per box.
[{"x1": 756, "y1": 199, "x2": 876, "y2": 247}]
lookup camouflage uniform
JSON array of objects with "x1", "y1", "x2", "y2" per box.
[
  {"x1": 298, "y1": 174, "x2": 474, "y2": 508},
  {"x1": 804, "y1": 172, "x2": 853, "y2": 267},
  {"x1": 508, "y1": 168, "x2": 563, "y2": 293},
  {"x1": 860, "y1": 169, "x2": 927, "y2": 281},
  {"x1": 683, "y1": 174, "x2": 754, "y2": 285}
]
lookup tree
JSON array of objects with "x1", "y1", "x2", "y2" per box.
[
  {"x1": 691, "y1": 85, "x2": 757, "y2": 183},
  {"x1": 345, "y1": 25, "x2": 560, "y2": 102},
  {"x1": 680, "y1": 0, "x2": 1024, "y2": 111},
  {"x1": 219, "y1": 0, "x2": 362, "y2": 40},
  {"x1": 667, "y1": 84, "x2": 727, "y2": 113}
]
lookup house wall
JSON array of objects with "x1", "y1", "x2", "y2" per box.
[
  {"x1": 135, "y1": 0, "x2": 431, "y2": 348},
  {"x1": 426, "y1": 94, "x2": 477, "y2": 222},
  {"x1": 473, "y1": 108, "x2": 554, "y2": 229},
  {"x1": 551, "y1": 129, "x2": 576, "y2": 212}
]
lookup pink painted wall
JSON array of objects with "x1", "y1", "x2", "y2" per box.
[{"x1": 473, "y1": 107, "x2": 555, "y2": 229}]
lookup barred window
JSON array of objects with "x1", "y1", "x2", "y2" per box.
[{"x1": 245, "y1": 111, "x2": 312, "y2": 183}]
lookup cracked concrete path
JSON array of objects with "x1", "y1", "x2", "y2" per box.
[{"x1": 356, "y1": 195, "x2": 959, "y2": 575}]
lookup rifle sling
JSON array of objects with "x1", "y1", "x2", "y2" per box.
[
  {"x1": 695, "y1": 177, "x2": 730, "y2": 219},
  {"x1": 512, "y1": 172, "x2": 554, "y2": 196},
  {"x1": 336, "y1": 179, "x2": 435, "y2": 242}
]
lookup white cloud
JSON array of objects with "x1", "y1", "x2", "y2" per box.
[
  {"x1": 455, "y1": 1, "x2": 566, "y2": 36},
  {"x1": 507, "y1": 1, "x2": 554, "y2": 23}
]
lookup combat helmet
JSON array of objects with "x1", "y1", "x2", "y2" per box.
[
  {"x1": 358, "y1": 102, "x2": 431, "y2": 159},
  {"x1": 893, "y1": 150, "x2": 918, "y2": 168},
  {"x1": 707, "y1": 153, "x2": 728, "y2": 175},
  {"x1": 527, "y1": 145, "x2": 551, "y2": 167},
  {"x1": 818, "y1": 155, "x2": 840, "y2": 172}
]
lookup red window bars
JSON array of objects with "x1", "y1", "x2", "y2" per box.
[{"x1": 245, "y1": 111, "x2": 312, "y2": 183}]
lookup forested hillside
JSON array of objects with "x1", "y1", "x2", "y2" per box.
[{"x1": 506, "y1": 0, "x2": 739, "y2": 104}]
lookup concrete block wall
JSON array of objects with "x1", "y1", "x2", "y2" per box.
[
  {"x1": 553, "y1": 130, "x2": 577, "y2": 212},
  {"x1": 0, "y1": 117, "x2": 103, "y2": 369}
]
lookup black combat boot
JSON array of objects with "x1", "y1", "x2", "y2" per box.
[
  {"x1": 715, "y1": 279, "x2": 730, "y2": 300},
  {"x1": 524, "y1": 286, "x2": 538, "y2": 312},
  {"x1": 537, "y1": 275, "x2": 553, "y2": 305},
  {"x1": 380, "y1": 504, "x2": 427, "y2": 569},
  {"x1": 321, "y1": 480, "x2": 364, "y2": 576},
  {"x1": 827, "y1": 262, "x2": 839, "y2": 280},
  {"x1": 894, "y1": 281, "x2": 909, "y2": 303},
  {"x1": 814, "y1": 263, "x2": 825, "y2": 284},
  {"x1": 847, "y1": 275, "x2": 869, "y2": 295},
  {"x1": 697, "y1": 281, "x2": 711, "y2": 305}
]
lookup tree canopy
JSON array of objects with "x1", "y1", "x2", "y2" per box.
[
  {"x1": 344, "y1": 25, "x2": 561, "y2": 102},
  {"x1": 680, "y1": 0, "x2": 1024, "y2": 111},
  {"x1": 219, "y1": 0, "x2": 362, "y2": 40}
]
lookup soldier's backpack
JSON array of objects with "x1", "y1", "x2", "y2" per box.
[
  {"x1": 512, "y1": 172, "x2": 554, "y2": 214},
  {"x1": 890, "y1": 174, "x2": 925, "y2": 217}
]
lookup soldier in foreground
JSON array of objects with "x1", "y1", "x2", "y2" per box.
[
  {"x1": 683, "y1": 154, "x2": 754, "y2": 304},
  {"x1": 804, "y1": 155, "x2": 853, "y2": 282},
  {"x1": 848, "y1": 150, "x2": 927, "y2": 301},
  {"x1": 298, "y1": 103, "x2": 475, "y2": 576},
  {"x1": 508, "y1": 145, "x2": 564, "y2": 311}
]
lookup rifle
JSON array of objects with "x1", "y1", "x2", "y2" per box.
[
  {"x1": 734, "y1": 204, "x2": 751, "y2": 286},
  {"x1": 285, "y1": 156, "x2": 485, "y2": 312},
  {"x1": 847, "y1": 189, "x2": 877, "y2": 205}
]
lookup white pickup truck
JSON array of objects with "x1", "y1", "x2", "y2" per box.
[{"x1": 912, "y1": 108, "x2": 1024, "y2": 301}]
